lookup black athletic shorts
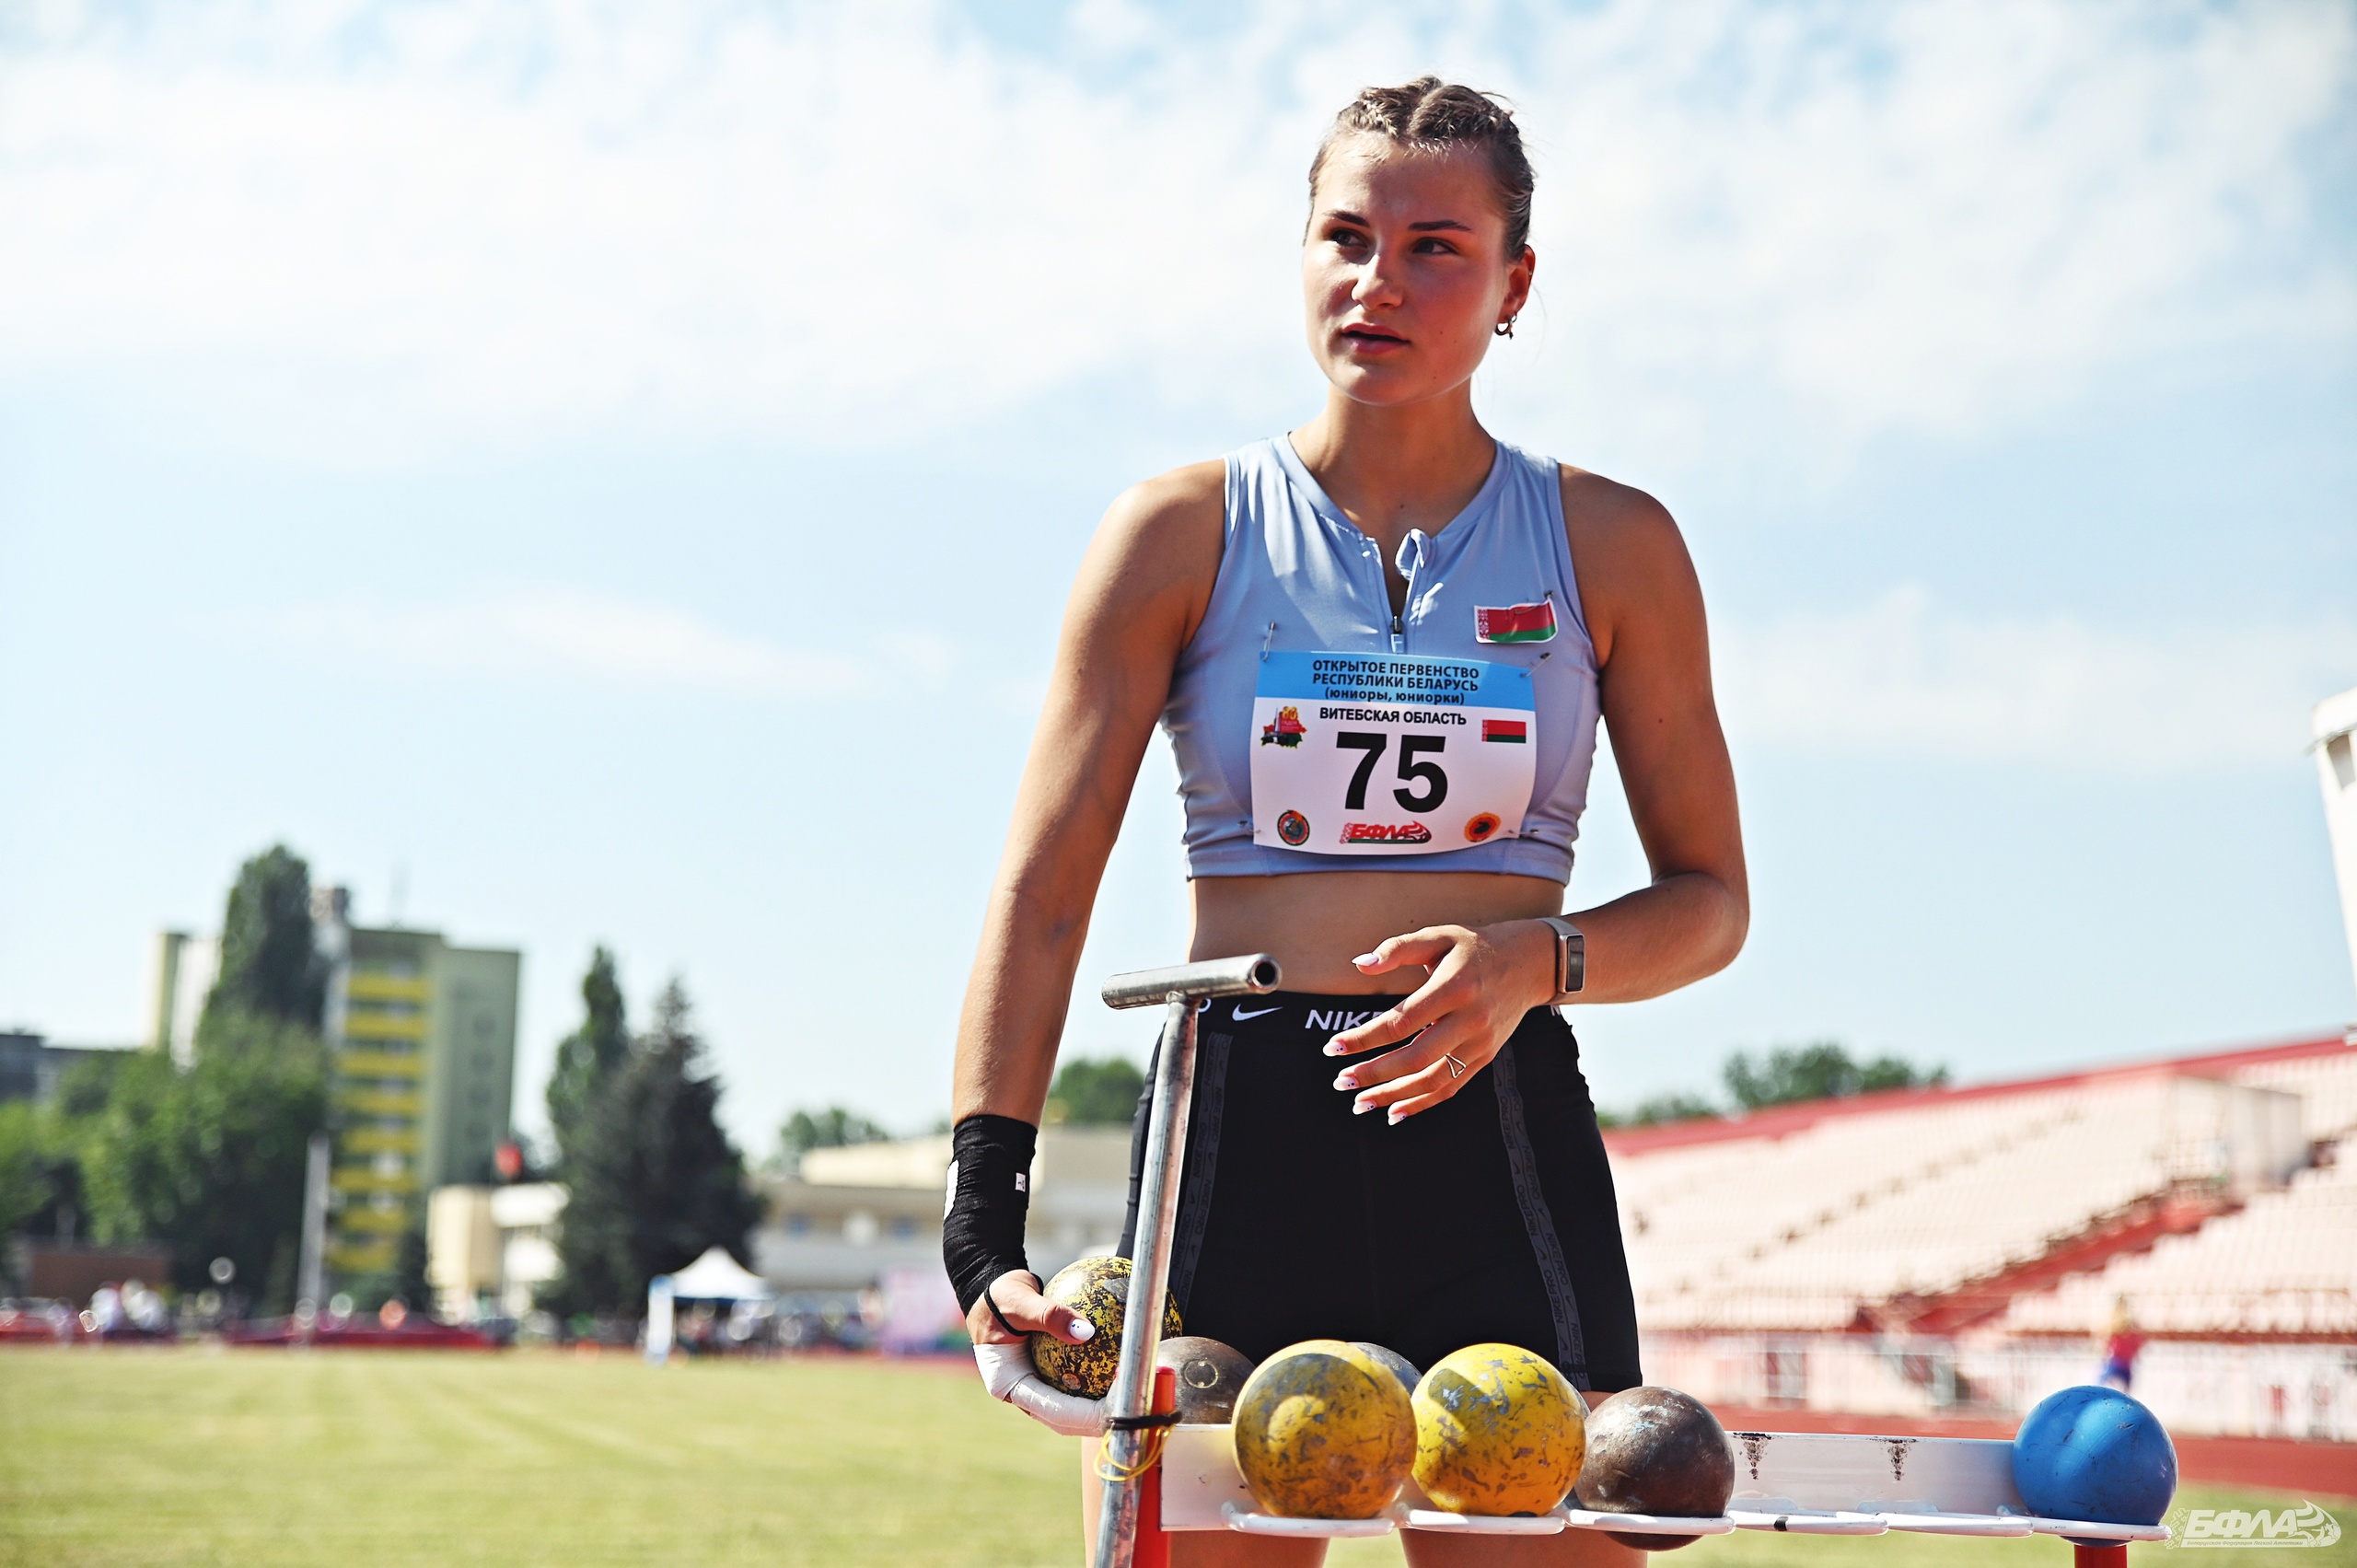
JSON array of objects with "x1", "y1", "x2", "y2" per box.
[{"x1": 1117, "y1": 993, "x2": 1641, "y2": 1392}]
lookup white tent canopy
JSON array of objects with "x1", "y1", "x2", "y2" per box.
[{"x1": 666, "y1": 1246, "x2": 771, "y2": 1301}]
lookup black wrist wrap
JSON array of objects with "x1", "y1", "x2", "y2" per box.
[{"x1": 943, "y1": 1113, "x2": 1037, "y2": 1316}]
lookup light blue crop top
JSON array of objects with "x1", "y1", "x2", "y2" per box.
[{"x1": 1164, "y1": 436, "x2": 1602, "y2": 880}]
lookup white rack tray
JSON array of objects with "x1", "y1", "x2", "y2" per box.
[{"x1": 1156, "y1": 1423, "x2": 2170, "y2": 1544}]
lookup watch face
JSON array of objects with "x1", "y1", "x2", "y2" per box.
[{"x1": 1548, "y1": 919, "x2": 1585, "y2": 995}]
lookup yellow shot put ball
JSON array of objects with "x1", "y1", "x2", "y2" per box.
[
  {"x1": 1232, "y1": 1340, "x2": 1418, "y2": 1519},
  {"x1": 1026, "y1": 1255, "x2": 1181, "y2": 1399},
  {"x1": 1411, "y1": 1342, "x2": 1586, "y2": 1516}
]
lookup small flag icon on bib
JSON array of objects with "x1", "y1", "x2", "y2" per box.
[
  {"x1": 1473, "y1": 599, "x2": 1557, "y2": 644},
  {"x1": 1482, "y1": 719, "x2": 1527, "y2": 743}
]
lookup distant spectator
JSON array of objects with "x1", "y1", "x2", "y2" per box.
[
  {"x1": 2099, "y1": 1298, "x2": 2146, "y2": 1391},
  {"x1": 122, "y1": 1279, "x2": 168, "y2": 1332},
  {"x1": 87, "y1": 1283, "x2": 123, "y2": 1334}
]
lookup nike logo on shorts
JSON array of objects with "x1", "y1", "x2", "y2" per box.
[{"x1": 1232, "y1": 1005, "x2": 1281, "y2": 1021}]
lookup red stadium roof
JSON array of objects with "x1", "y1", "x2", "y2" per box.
[{"x1": 1601, "y1": 1030, "x2": 2352, "y2": 1158}]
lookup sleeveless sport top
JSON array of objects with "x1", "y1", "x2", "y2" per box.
[{"x1": 1165, "y1": 435, "x2": 1602, "y2": 880}]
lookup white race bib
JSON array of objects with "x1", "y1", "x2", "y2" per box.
[{"x1": 1249, "y1": 650, "x2": 1537, "y2": 855}]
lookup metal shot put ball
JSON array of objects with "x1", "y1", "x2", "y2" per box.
[
  {"x1": 1155, "y1": 1336, "x2": 1257, "y2": 1424},
  {"x1": 1573, "y1": 1385, "x2": 1735, "y2": 1551}
]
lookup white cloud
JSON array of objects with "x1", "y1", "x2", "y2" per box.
[
  {"x1": 283, "y1": 587, "x2": 868, "y2": 694},
  {"x1": 1506, "y1": 0, "x2": 2357, "y2": 468},
  {"x1": 0, "y1": 0, "x2": 2348, "y2": 465},
  {"x1": 1719, "y1": 588, "x2": 2357, "y2": 772}
]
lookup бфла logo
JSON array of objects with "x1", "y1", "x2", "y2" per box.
[{"x1": 2168, "y1": 1501, "x2": 2341, "y2": 1550}]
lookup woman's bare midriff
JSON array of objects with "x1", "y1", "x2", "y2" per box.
[{"x1": 1189, "y1": 869, "x2": 1566, "y2": 993}]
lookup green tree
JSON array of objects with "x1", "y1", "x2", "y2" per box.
[
  {"x1": 77, "y1": 1012, "x2": 327, "y2": 1303},
  {"x1": 202, "y1": 845, "x2": 325, "y2": 1039},
  {"x1": 51, "y1": 1052, "x2": 125, "y2": 1120},
  {"x1": 546, "y1": 947, "x2": 630, "y2": 1180},
  {"x1": 1723, "y1": 1041, "x2": 1948, "y2": 1111},
  {"x1": 544, "y1": 980, "x2": 760, "y2": 1318},
  {"x1": 0, "y1": 1031, "x2": 133, "y2": 1263},
  {"x1": 778, "y1": 1106, "x2": 889, "y2": 1170},
  {"x1": 1044, "y1": 1056, "x2": 1145, "y2": 1125},
  {"x1": 0, "y1": 1101, "x2": 54, "y2": 1242},
  {"x1": 384, "y1": 1224, "x2": 433, "y2": 1312}
]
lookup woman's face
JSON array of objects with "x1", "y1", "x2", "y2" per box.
[{"x1": 1302, "y1": 134, "x2": 1533, "y2": 409}]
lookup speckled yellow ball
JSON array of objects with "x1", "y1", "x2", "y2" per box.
[
  {"x1": 1232, "y1": 1340, "x2": 1418, "y2": 1519},
  {"x1": 1411, "y1": 1343, "x2": 1586, "y2": 1516},
  {"x1": 1026, "y1": 1256, "x2": 1180, "y2": 1398}
]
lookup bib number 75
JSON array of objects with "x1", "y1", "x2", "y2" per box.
[
  {"x1": 1247, "y1": 648, "x2": 1533, "y2": 855},
  {"x1": 1335, "y1": 732, "x2": 1450, "y2": 812}
]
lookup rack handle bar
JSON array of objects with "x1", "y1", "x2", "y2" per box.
[{"x1": 1101, "y1": 955, "x2": 1282, "y2": 1011}]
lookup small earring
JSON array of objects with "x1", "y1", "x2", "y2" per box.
[{"x1": 1493, "y1": 317, "x2": 1516, "y2": 339}]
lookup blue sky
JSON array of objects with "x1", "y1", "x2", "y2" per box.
[{"x1": 3, "y1": 0, "x2": 2353, "y2": 1155}]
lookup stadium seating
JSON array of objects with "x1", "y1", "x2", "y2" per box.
[
  {"x1": 2231, "y1": 1046, "x2": 2357, "y2": 1140},
  {"x1": 1613, "y1": 1037, "x2": 2355, "y2": 1337},
  {"x1": 1996, "y1": 1154, "x2": 2357, "y2": 1337}
]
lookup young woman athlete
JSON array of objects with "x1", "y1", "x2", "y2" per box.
[{"x1": 944, "y1": 78, "x2": 1747, "y2": 1566}]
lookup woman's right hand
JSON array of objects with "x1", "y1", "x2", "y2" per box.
[{"x1": 967, "y1": 1269, "x2": 1109, "y2": 1437}]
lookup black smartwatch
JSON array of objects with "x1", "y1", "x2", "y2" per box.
[{"x1": 1536, "y1": 915, "x2": 1585, "y2": 1001}]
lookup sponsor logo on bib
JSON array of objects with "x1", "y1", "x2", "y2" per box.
[
  {"x1": 1341, "y1": 821, "x2": 1432, "y2": 845},
  {"x1": 1260, "y1": 706, "x2": 1306, "y2": 747},
  {"x1": 1275, "y1": 810, "x2": 1310, "y2": 846},
  {"x1": 1464, "y1": 812, "x2": 1503, "y2": 842}
]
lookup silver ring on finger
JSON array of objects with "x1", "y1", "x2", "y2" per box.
[{"x1": 1444, "y1": 1053, "x2": 1467, "y2": 1079}]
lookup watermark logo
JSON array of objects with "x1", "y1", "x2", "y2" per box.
[{"x1": 2168, "y1": 1501, "x2": 2341, "y2": 1549}]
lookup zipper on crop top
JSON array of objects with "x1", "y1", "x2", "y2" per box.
[
  {"x1": 1389, "y1": 528, "x2": 1431, "y2": 654},
  {"x1": 1359, "y1": 531, "x2": 1404, "y2": 654}
]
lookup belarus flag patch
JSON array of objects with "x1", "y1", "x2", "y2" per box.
[
  {"x1": 1473, "y1": 598, "x2": 1557, "y2": 645},
  {"x1": 1481, "y1": 719, "x2": 1527, "y2": 744}
]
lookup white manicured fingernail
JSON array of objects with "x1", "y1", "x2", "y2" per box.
[
  {"x1": 1353, "y1": 953, "x2": 1380, "y2": 966},
  {"x1": 1332, "y1": 1074, "x2": 1356, "y2": 1090},
  {"x1": 1387, "y1": 1108, "x2": 1406, "y2": 1125},
  {"x1": 1353, "y1": 1098, "x2": 1375, "y2": 1115},
  {"x1": 1070, "y1": 1321, "x2": 1094, "y2": 1341}
]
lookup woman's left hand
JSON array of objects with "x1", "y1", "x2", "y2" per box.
[{"x1": 1323, "y1": 920, "x2": 1559, "y2": 1121}]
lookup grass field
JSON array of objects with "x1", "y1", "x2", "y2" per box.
[{"x1": 0, "y1": 1348, "x2": 2347, "y2": 1568}]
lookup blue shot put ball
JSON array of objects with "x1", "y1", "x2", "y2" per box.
[{"x1": 2012, "y1": 1385, "x2": 2177, "y2": 1526}]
